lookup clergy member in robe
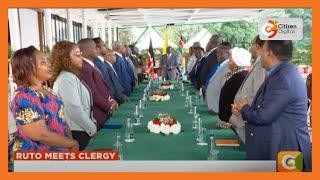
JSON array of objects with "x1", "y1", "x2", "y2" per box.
[
  {"x1": 229, "y1": 36, "x2": 267, "y2": 142},
  {"x1": 205, "y1": 43, "x2": 232, "y2": 114},
  {"x1": 218, "y1": 47, "x2": 251, "y2": 128},
  {"x1": 204, "y1": 42, "x2": 232, "y2": 90}
]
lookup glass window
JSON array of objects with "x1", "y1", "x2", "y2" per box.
[
  {"x1": 72, "y1": 21, "x2": 82, "y2": 43},
  {"x1": 51, "y1": 14, "x2": 67, "y2": 44}
]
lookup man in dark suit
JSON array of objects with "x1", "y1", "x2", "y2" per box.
[
  {"x1": 124, "y1": 45, "x2": 138, "y2": 89},
  {"x1": 129, "y1": 45, "x2": 144, "y2": 83},
  {"x1": 112, "y1": 41, "x2": 133, "y2": 96},
  {"x1": 196, "y1": 35, "x2": 221, "y2": 90},
  {"x1": 189, "y1": 47, "x2": 205, "y2": 86},
  {"x1": 78, "y1": 38, "x2": 118, "y2": 130},
  {"x1": 233, "y1": 40, "x2": 312, "y2": 171},
  {"x1": 92, "y1": 38, "x2": 128, "y2": 105}
]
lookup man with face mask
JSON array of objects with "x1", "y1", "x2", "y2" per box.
[{"x1": 229, "y1": 35, "x2": 267, "y2": 143}]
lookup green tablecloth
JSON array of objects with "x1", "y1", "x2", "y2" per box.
[{"x1": 86, "y1": 81, "x2": 246, "y2": 160}]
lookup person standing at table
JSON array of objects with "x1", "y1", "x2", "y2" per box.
[
  {"x1": 196, "y1": 35, "x2": 221, "y2": 90},
  {"x1": 233, "y1": 40, "x2": 312, "y2": 171},
  {"x1": 112, "y1": 41, "x2": 133, "y2": 96},
  {"x1": 229, "y1": 36, "x2": 267, "y2": 143},
  {"x1": 218, "y1": 47, "x2": 251, "y2": 128},
  {"x1": 160, "y1": 46, "x2": 178, "y2": 80},
  {"x1": 205, "y1": 42, "x2": 232, "y2": 114},
  {"x1": 10, "y1": 46, "x2": 79, "y2": 152},
  {"x1": 124, "y1": 45, "x2": 138, "y2": 89},
  {"x1": 204, "y1": 42, "x2": 232, "y2": 90},
  {"x1": 129, "y1": 45, "x2": 144, "y2": 84},
  {"x1": 92, "y1": 38, "x2": 128, "y2": 105},
  {"x1": 102, "y1": 48, "x2": 129, "y2": 105},
  {"x1": 186, "y1": 41, "x2": 201, "y2": 75},
  {"x1": 306, "y1": 73, "x2": 312, "y2": 127},
  {"x1": 78, "y1": 38, "x2": 118, "y2": 130},
  {"x1": 51, "y1": 41, "x2": 97, "y2": 150},
  {"x1": 189, "y1": 46, "x2": 205, "y2": 86}
]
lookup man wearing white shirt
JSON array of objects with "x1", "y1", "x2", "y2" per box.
[{"x1": 186, "y1": 41, "x2": 201, "y2": 74}]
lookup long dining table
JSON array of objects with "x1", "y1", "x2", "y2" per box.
[{"x1": 86, "y1": 80, "x2": 246, "y2": 161}]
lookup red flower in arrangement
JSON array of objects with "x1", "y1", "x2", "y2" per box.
[
  {"x1": 161, "y1": 81, "x2": 172, "y2": 86},
  {"x1": 153, "y1": 118, "x2": 162, "y2": 125},
  {"x1": 148, "y1": 114, "x2": 181, "y2": 135},
  {"x1": 151, "y1": 89, "x2": 167, "y2": 96},
  {"x1": 168, "y1": 120, "x2": 177, "y2": 127}
]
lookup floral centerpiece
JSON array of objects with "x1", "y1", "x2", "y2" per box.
[
  {"x1": 160, "y1": 81, "x2": 174, "y2": 90},
  {"x1": 147, "y1": 113, "x2": 181, "y2": 135},
  {"x1": 149, "y1": 89, "x2": 170, "y2": 101}
]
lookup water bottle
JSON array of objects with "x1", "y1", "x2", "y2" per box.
[
  {"x1": 125, "y1": 117, "x2": 135, "y2": 143},
  {"x1": 133, "y1": 104, "x2": 141, "y2": 125},
  {"x1": 208, "y1": 134, "x2": 219, "y2": 160}
]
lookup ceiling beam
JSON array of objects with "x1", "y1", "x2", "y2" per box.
[{"x1": 187, "y1": 9, "x2": 200, "y2": 24}]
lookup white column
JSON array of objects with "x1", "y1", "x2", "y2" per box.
[
  {"x1": 100, "y1": 22, "x2": 106, "y2": 43},
  {"x1": 8, "y1": 8, "x2": 21, "y2": 51},
  {"x1": 44, "y1": 9, "x2": 53, "y2": 49},
  {"x1": 66, "y1": 8, "x2": 73, "y2": 42},
  {"x1": 93, "y1": 21, "x2": 98, "y2": 37},
  {"x1": 81, "y1": 10, "x2": 87, "y2": 38},
  {"x1": 108, "y1": 21, "x2": 112, "y2": 48},
  {"x1": 113, "y1": 25, "x2": 117, "y2": 42}
]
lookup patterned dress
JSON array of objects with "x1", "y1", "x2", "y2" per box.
[{"x1": 11, "y1": 85, "x2": 69, "y2": 152}]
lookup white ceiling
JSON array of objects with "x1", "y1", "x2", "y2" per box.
[{"x1": 48, "y1": 8, "x2": 286, "y2": 28}]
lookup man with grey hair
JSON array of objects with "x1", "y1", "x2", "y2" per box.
[{"x1": 112, "y1": 41, "x2": 133, "y2": 96}]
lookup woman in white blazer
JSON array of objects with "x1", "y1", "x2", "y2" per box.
[{"x1": 51, "y1": 41, "x2": 97, "y2": 150}]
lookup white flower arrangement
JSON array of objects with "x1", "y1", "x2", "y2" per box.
[
  {"x1": 160, "y1": 81, "x2": 174, "y2": 90},
  {"x1": 149, "y1": 94, "x2": 170, "y2": 101},
  {"x1": 147, "y1": 114, "x2": 181, "y2": 135},
  {"x1": 160, "y1": 84, "x2": 174, "y2": 90},
  {"x1": 149, "y1": 89, "x2": 170, "y2": 101}
]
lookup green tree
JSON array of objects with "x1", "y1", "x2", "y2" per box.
[{"x1": 121, "y1": 8, "x2": 311, "y2": 65}]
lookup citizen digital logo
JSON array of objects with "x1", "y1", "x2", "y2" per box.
[
  {"x1": 259, "y1": 18, "x2": 303, "y2": 40},
  {"x1": 277, "y1": 24, "x2": 298, "y2": 35}
]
